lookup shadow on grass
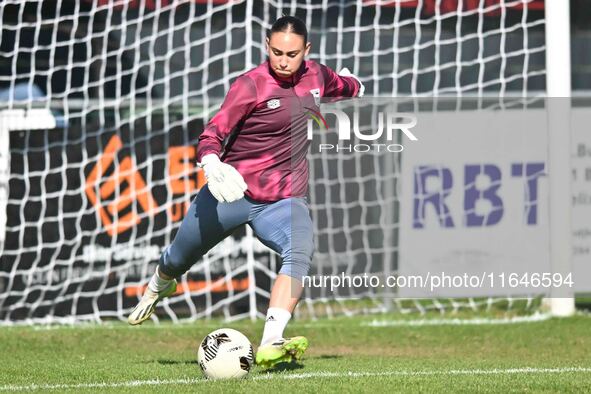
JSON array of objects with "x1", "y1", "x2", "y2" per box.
[
  {"x1": 315, "y1": 354, "x2": 342, "y2": 360},
  {"x1": 154, "y1": 359, "x2": 199, "y2": 365},
  {"x1": 255, "y1": 355, "x2": 342, "y2": 374},
  {"x1": 260, "y1": 361, "x2": 305, "y2": 373}
]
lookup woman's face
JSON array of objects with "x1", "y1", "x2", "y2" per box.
[{"x1": 266, "y1": 31, "x2": 311, "y2": 79}]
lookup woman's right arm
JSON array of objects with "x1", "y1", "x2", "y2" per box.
[{"x1": 197, "y1": 76, "x2": 257, "y2": 161}]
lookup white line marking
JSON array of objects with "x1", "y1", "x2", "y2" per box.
[
  {"x1": 363, "y1": 313, "x2": 552, "y2": 327},
  {"x1": 1, "y1": 367, "x2": 590, "y2": 391}
]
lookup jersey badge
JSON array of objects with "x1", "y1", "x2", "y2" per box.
[
  {"x1": 267, "y1": 99, "x2": 281, "y2": 109},
  {"x1": 309, "y1": 88, "x2": 321, "y2": 105}
]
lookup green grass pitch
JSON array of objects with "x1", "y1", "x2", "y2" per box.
[{"x1": 1, "y1": 314, "x2": 590, "y2": 392}]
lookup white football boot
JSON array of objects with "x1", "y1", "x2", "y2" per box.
[{"x1": 127, "y1": 280, "x2": 177, "y2": 325}]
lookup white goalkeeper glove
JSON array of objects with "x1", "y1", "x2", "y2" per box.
[
  {"x1": 339, "y1": 67, "x2": 365, "y2": 97},
  {"x1": 198, "y1": 154, "x2": 247, "y2": 203}
]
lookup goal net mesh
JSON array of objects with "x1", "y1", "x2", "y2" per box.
[{"x1": 0, "y1": 0, "x2": 546, "y2": 324}]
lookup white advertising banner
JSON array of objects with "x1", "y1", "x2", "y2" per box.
[
  {"x1": 399, "y1": 108, "x2": 551, "y2": 297},
  {"x1": 572, "y1": 108, "x2": 591, "y2": 292}
]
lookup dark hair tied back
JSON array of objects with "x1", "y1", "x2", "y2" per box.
[{"x1": 267, "y1": 15, "x2": 308, "y2": 44}]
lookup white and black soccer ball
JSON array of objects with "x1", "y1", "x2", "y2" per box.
[{"x1": 197, "y1": 328, "x2": 254, "y2": 380}]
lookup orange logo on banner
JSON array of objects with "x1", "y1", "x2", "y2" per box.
[
  {"x1": 85, "y1": 135, "x2": 158, "y2": 236},
  {"x1": 86, "y1": 135, "x2": 207, "y2": 235},
  {"x1": 168, "y1": 146, "x2": 207, "y2": 222},
  {"x1": 124, "y1": 278, "x2": 250, "y2": 297}
]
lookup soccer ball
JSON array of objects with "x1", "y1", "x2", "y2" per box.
[{"x1": 197, "y1": 328, "x2": 254, "y2": 380}]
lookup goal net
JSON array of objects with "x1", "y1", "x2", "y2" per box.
[{"x1": 0, "y1": 0, "x2": 557, "y2": 325}]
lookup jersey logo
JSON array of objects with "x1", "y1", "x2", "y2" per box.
[
  {"x1": 267, "y1": 99, "x2": 281, "y2": 109},
  {"x1": 309, "y1": 88, "x2": 320, "y2": 105}
]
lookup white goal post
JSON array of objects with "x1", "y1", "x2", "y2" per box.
[
  {"x1": 0, "y1": 0, "x2": 576, "y2": 324},
  {"x1": 544, "y1": 0, "x2": 575, "y2": 317}
]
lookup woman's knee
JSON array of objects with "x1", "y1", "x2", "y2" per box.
[{"x1": 278, "y1": 237, "x2": 314, "y2": 281}]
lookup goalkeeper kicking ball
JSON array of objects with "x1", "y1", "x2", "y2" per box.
[{"x1": 197, "y1": 328, "x2": 254, "y2": 379}]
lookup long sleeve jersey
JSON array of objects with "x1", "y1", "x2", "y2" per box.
[{"x1": 197, "y1": 60, "x2": 360, "y2": 202}]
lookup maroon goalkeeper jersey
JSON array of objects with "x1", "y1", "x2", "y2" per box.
[{"x1": 197, "y1": 60, "x2": 360, "y2": 202}]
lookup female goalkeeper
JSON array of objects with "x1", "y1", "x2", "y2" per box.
[{"x1": 128, "y1": 15, "x2": 363, "y2": 368}]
